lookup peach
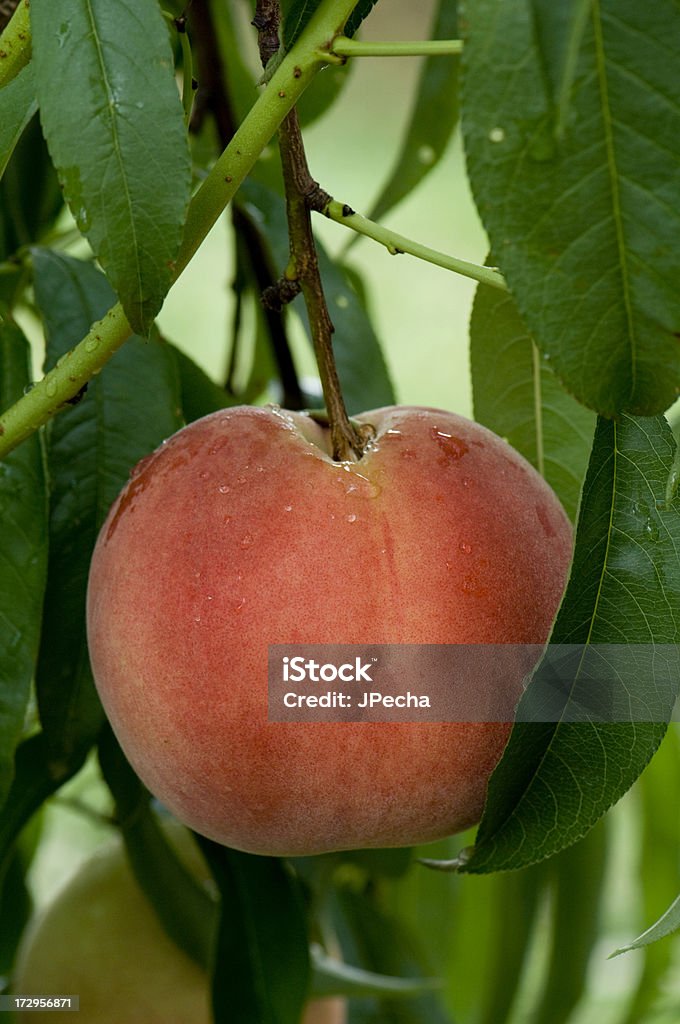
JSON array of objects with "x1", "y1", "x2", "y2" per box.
[
  {"x1": 13, "y1": 826, "x2": 344, "y2": 1024},
  {"x1": 86, "y1": 405, "x2": 572, "y2": 855}
]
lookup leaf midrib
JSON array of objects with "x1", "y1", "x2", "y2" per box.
[
  {"x1": 82, "y1": 0, "x2": 143, "y2": 313},
  {"x1": 591, "y1": 1, "x2": 637, "y2": 404}
]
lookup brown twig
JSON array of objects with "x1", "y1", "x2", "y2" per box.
[
  {"x1": 251, "y1": 0, "x2": 281, "y2": 68},
  {"x1": 253, "y1": 1, "x2": 368, "y2": 461}
]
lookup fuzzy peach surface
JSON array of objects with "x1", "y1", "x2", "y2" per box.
[{"x1": 87, "y1": 405, "x2": 572, "y2": 856}]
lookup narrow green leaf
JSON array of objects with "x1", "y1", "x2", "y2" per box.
[
  {"x1": 0, "y1": 111, "x2": 63, "y2": 261},
  {"x1": 367, "y1": 0, "x2": 459, "y2": 224},
  {"x1": 197, "y1": 839, "x2": 310, "y2": 1024},
  {"x1": 0, "y1": 317, "x2": 48, "y2": 811},
  {"x1": 282, "y1": 0, "x2": 378, "y2": 50},
  {"x1": 470, "y1": 271, "x2": 595, "y2": 521},
  {"x1": 345, "y1": 0, "x2": 380, "y2": 39},
  {"x1": 463, "y1": 415, "x2": 680, "y2": 872},
  {"x1": 281, "y1": 0, "x2": 321, "y2": 49},
  {"x1": 0, "y1": 62, "x2": 35, "y2": 179},
  {"x1": 612, "y1": 894, "x2": 680, "y2": 957},
  {"x1": 462, "y1": 0, "x2": 680, "y2": 416},
  {"x1": 31, "y1": 0, "x2": 192, "y2": 334},
  {"x1": 32, "y1": 249, "x2": 183, "y2": 771}
]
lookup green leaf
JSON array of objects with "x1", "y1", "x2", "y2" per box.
[
  {"x1": 366, "y1": 0, "x2": 460, "y2": 224},
  {"x1": 345, "y1": 1, "x2": 380, "y2": 39},
  {"x1": 462, "y1": 0, "x2": 680, "y2": 416},
  {"x1": 0, "y1": 62, "x2": 35, "y2": 180},
  {"x1": 470, "y1": 271, "x2": 595, "y2": 521},
  {"x1": 281, "y1": 0, "x2": 320, "y2": 50},
  {"x1": 32, "y1": 249, "x2": 183, "y2": 771},
  {"x1": 282, "y1": 0, "x2": 378, "y2": 50},
  {"x1": 197, "y1": 839, "x2": 310, "y2": 1024},
  {"x1": 31, "y1": 0, "x2": 192, "y2": 334},
  {"x1": 462, "y1": 414, "x2": 680, "y2": 873},
  {"x1": 0, "y1": 111, "x2": 63, "y2": 262},
  {"x1": 98, "y1": 728, "x2": 217, "y2": 970},
  {"x1": 238, "y1": 180, "x2": 395, "y2": 414},
  {"x1": 0, "y1": 316, "x2": 48, "y2": 812},
  {"x1": 612, "y1": 893, "x2": 680, "y2": 957}
]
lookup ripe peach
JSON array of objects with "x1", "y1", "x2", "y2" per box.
[
  {"x1": 13, "y1": 828, "x2": 345, "y2": 1024},
  {"x1": 86, "y1": 405, "x2": 572, "y2": 855}
]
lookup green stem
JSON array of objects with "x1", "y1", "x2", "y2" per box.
[
  {"x1": 0, "y1": 0, "x2": 30, "y2": 88},
  {"x1": 331, "y1": 37, "x2": 463, "y2": 58},
  {"x1": 0, "y1": 0, "x2": 29, "y2": 86},
  {"x1": 0, "y1": 0, "x2": 358, "y2": 459},
  {"x1": 322, "y1": 199, "x2": 508, "y2": 292}
]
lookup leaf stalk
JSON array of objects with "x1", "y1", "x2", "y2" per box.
[
  {"x1": 321, "y1": 198, "x2": 508, "y2": 292},
  {"x1": 331, "y1": 37, "x2": 463, "y2": 58}
]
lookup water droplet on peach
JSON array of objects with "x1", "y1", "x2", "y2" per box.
[
  {"x1": 240, "y1": 533, "x2": 254, "y2": 548},
  {"x1": 431, "y1": 427, "x2": 469, "y2": 461}
]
